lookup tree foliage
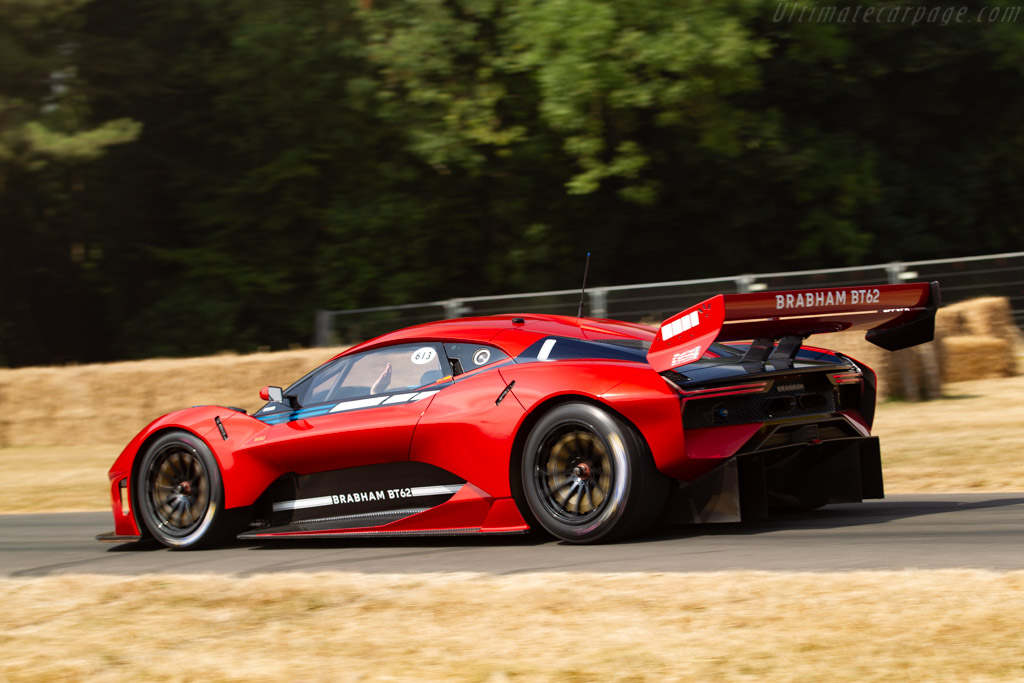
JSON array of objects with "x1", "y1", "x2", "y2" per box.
[
  {"x1": 2, "y1": 0, "x2": 1023, "y2": 366},
  {"x1": 0, "y1": 0, "x2": 141, "y2": 366}
]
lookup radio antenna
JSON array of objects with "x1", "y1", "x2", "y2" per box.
[{"x1": 577, "y1": 252, "x2": 591, "y2": 318}]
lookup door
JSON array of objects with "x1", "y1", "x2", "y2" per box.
[{"x1": 241, "y1": 342, "x2": 452, "y2": 474}]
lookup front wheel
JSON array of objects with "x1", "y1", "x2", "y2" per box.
[
  {"x1": 135, "y1": 431, "x2": 230, "y2": 549},
  {"x1": 520, "y1": 403, "x2": 669, "y2": 543}
]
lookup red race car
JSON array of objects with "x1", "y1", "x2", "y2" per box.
[{"x1": 99, "y1": 282, "x2": 939, "y2": 548}]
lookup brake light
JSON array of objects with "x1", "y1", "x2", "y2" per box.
[{"x1": 678, "y1": 382, "x2": 770, "y2": 399}]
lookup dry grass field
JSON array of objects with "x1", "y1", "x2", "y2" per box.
[
  {"x1": 3, "y1": 570, "x2": 1024, "y2": 682},
  {"x1": 2, "y1": 374, "x2": 1023, "y2": 514},
  {"x1": 0, "y1": 444, "x2": 116, "y2": 513},
  {"x1": 873, "y1": 374, "x2": 1024, "y2": 492}
]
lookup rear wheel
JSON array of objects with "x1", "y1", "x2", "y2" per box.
[
  {"x1": 520, "y1": 403, "x2": 669, "y2": 543},
  {"x1": 135, "y1": 431, "x2": 230, "y2": 549}
]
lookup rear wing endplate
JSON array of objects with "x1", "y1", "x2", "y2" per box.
[{"x1": 647, "y1": 281, "x2": 940, "y2": 373}]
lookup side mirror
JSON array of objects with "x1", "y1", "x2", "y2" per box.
[{"x1": 260, "y1": 386, "x2": 284, "y2": 403}]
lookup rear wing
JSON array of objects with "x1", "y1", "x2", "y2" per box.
[{"x1": 647, "y1": 281, "x2": 940, "y2": 373}]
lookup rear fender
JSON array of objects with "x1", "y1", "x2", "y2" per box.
[
  {"x1": 498, "y1": 360, "x2": 640, "y2": 411},
  {"x1": 500, "y1": 362, "x2": 693, "y2": 481},
  {"x1": 595, "y1": 368, "x2": 704, "y2": 481}
]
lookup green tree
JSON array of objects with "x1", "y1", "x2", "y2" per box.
[
  {"x1": 5, "y1": 0, "x2": 1024, "y2": 366},
  {"x1": 0, "y1": 0, "x2": 140, "y2": 366}
]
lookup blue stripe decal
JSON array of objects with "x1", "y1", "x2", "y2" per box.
[{"x1": 255, "y1": 405, "x2": 332, "y2": 425}]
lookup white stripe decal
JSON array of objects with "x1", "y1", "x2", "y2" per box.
[
  {"x1": 410, "y1": 484, "x2": 464, "y2": 497},
  {"x1": 383, "y1": 392, "x2": 419, "y2": 404},
  {"x1": 662, "y1": 311, "x2": 702, "y2": 341},
  {"x1": 272, "y1": 484, "x2": 464, "y2": 513},
  {"x1": 537, "y1": 338, "x2": 557, "y2": 361},
  {"x1": 329, "y1": 396, "x2": 387, "y2": 413},
  {"x1": 412, "y1": 390, "x2": 439, "y2": 401},
  {"x1": 273, "y1": 496, "x2": 334, "y2": 512},
  {"x1": 329, "y1": 389, "x2": 441, "y2": 413}
]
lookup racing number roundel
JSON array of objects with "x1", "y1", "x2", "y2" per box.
[{"x1": 411, "y1": 347, "x2": 436, "y2": 365}]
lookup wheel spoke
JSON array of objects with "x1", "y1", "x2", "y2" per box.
[
  {"x1": 581, "y1": 434, "x2": 595, "y2": 459},
  {"x1": 167, "y1": 498, "x2": 179, "y2": 526},
  {"x1": 155, "y1": 463, "x2": 173, "y2": 488},
  {"x1": 549, "y1": 476, "x2": 575, "y2": 494},
  {"x1": 569, "y1": 482, "x2": 585, "y2": 511},
  {"x1": 177, "y1": 497, "x2": 190, "y2": 527},
  {"x1": 167, "y1": 452, "x2": 183, "y2": 480},
  {"x1": 537, "y1": 464, "x2": 573, "y2": 477},
  {"x1": 166, "y1": 497, "x2": 181, "y2": 527},
  {"x1": 554, "y1": 481, "x2": 571, "y2": 507},
  {"x1": 178, "y1": 453, "x2": 191, "y2": 483},
  {"x1": 179, "y1": 499, "x2": 192, "y2": 527},
  {"x1": 549, "y1": 440, "x2": 568, "y2": 463},
  {"x1": 565, "y1": 433, "x2": 582, "y2": 457},
  {"x1": 187, "y1": 452, "x2": 200, "y2": 482}
]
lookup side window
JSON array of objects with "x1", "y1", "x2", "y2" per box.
[
  {"x1": 296, "y1": 343, "x2": 448, "y2": 406},
  {"x1": 303, "y1": 360, "x2": 349, "y2": 405},
  {"x1": 443, "y1": 343, "x2": 509, "y2": 376}
]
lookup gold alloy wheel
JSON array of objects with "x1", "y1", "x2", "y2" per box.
[
  {"x1": 534, "y1": 424, "x2": 614, "y2": 523},
  {"x1": 145, "y1": 444, "x2": 211, "y2": 537}
]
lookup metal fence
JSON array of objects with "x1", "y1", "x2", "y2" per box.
[{"x1": 314, "y1": 251, "x2": 1024, "y2": 346}]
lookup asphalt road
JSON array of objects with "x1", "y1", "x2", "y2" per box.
[{"x1": 2, "y1": 493, "x2": 1023, "y2": 577}]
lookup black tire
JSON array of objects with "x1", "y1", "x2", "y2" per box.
[
  {"x1": 520, "y1": 402, "x2": 670, "y2": 543},
  {"x1": 135, "y1": 431, "x2": 231, "y2": 549}
]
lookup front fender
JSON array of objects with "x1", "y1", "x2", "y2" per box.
[
  {"x1": 107, "y1": 406, "x2": 280, "y2": 537},
  {"x1": 107, "y1": 406, "x2": 227, "y2": 537},
  {"x1": 108, "y1": 406, "x2": 226, "y2": 482}
]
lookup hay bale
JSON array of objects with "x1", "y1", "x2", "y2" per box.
[
  {"x1": 936, "y1": 297, "x2": 1018, "y2": 342},
  {"x1": 1018, "y1": 333, "x2": 1024, "y2": 376},
  {"x1": 933, "y1": 310, "x2": 963, "y2": 341},
  {"x1": 936, "y1": 297, "x2": 1021, "y2": 379},
  {"x1": 818, "y1": 297, "x2": 1022, "y2": 398},
  {"x1": 942, "y1": 335, "x2": 1015, "y2": 383},
  {"x1": 0, "y1": 347, "x2": 347, "y2": 448},
  {"x1": 958, "y1": 297, "x2": 1016, "y2": 340},
  {"x1": 807, "y1": 330, "x2": 942, "y2": 402}
]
